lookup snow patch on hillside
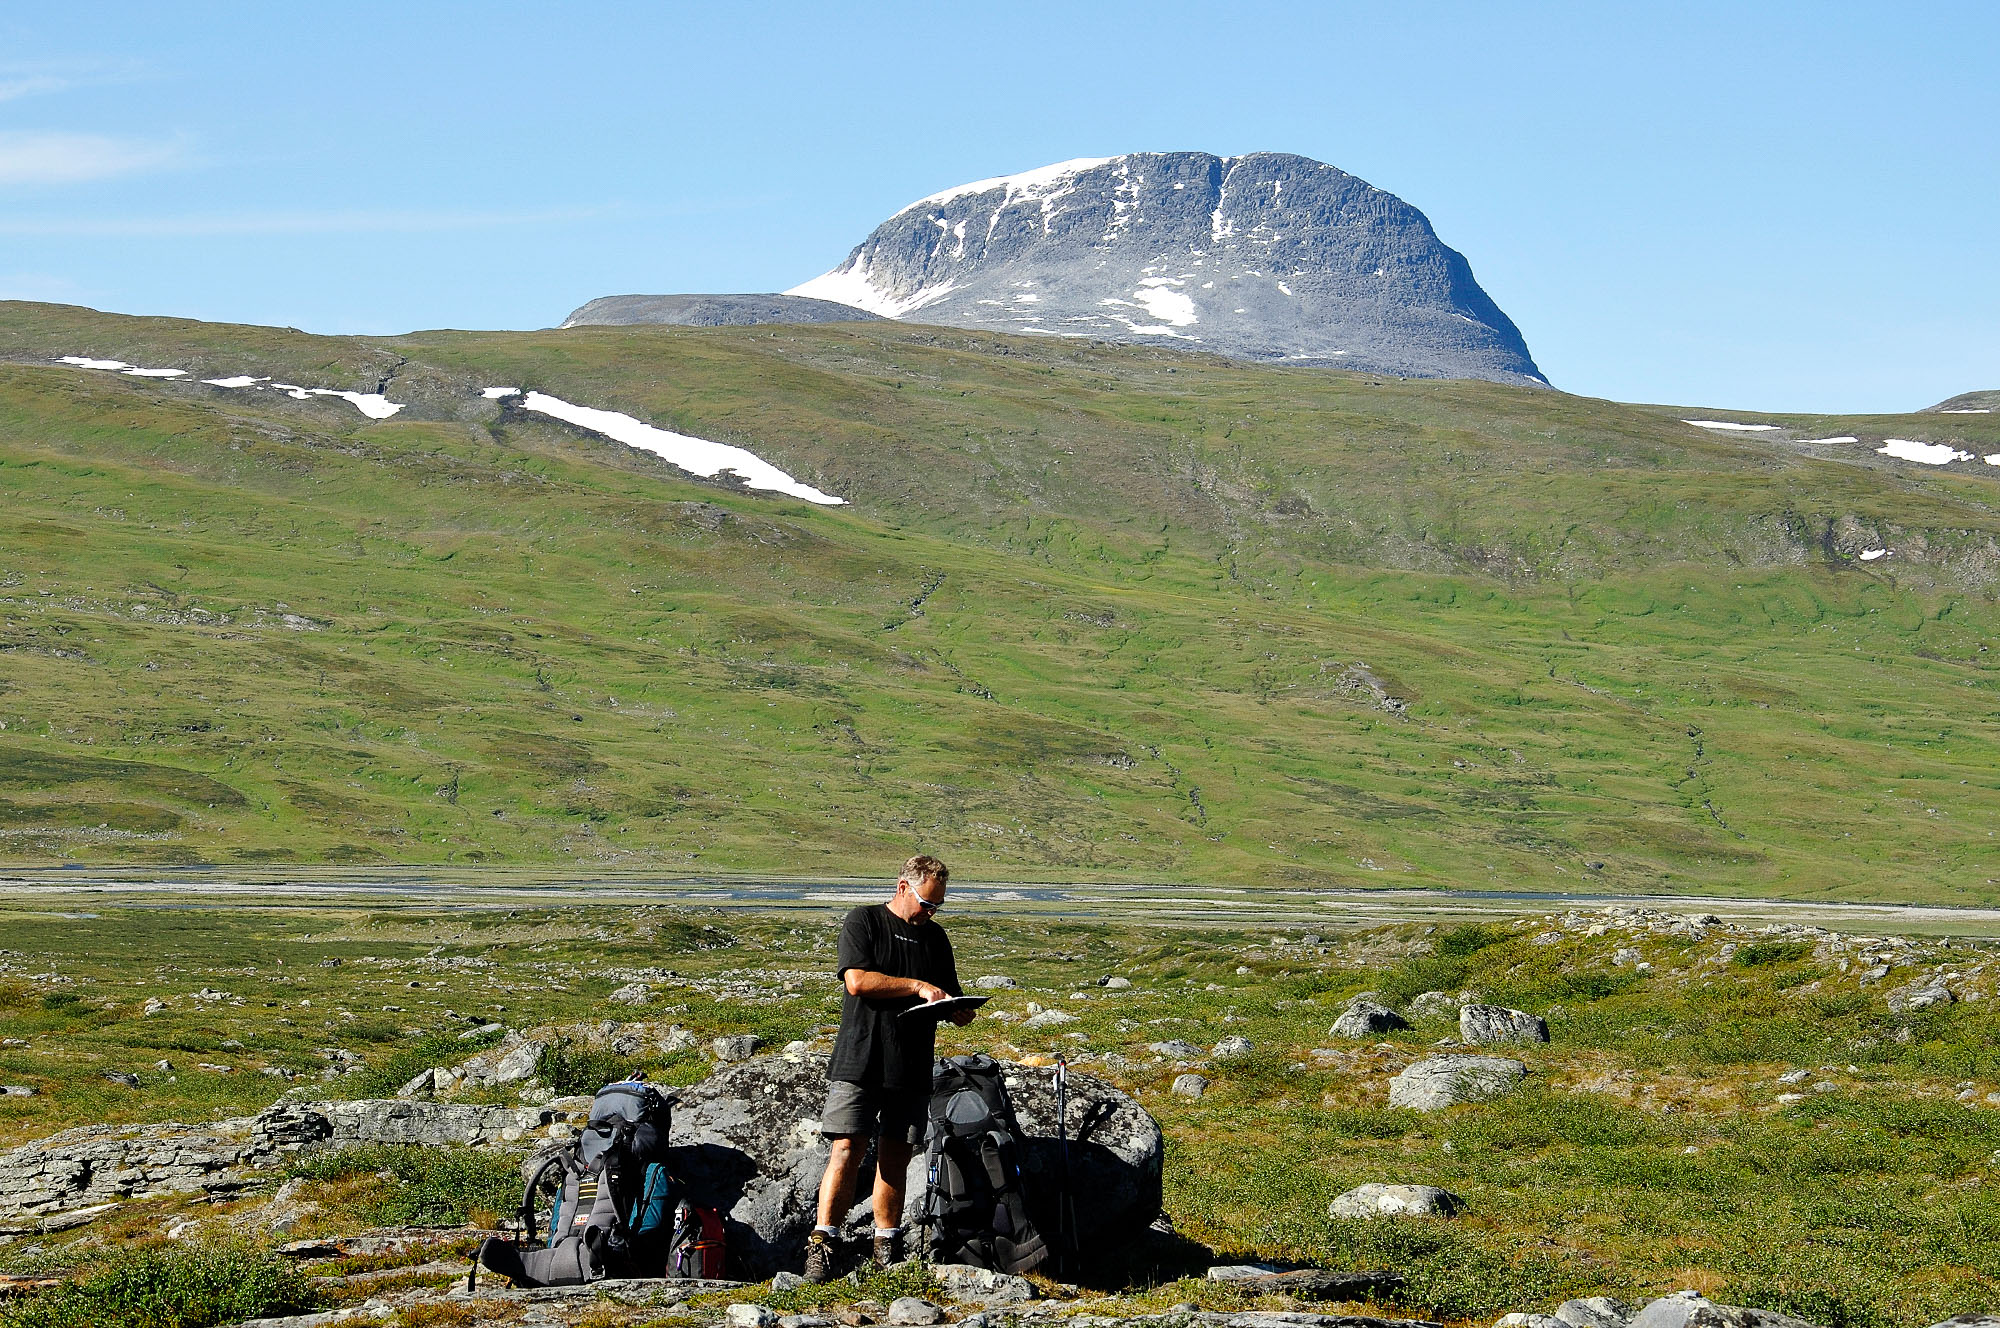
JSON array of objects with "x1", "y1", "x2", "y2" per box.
[
  {"x1": 60, "y1": 356, "x2": 186, "y2": 378},
  {"x1": 482, "y1": 387, "x2": 521, "y2": 399},
  {"x1": 1684, "y1": 420, "x2": 1780, "y2": 432},
  {"x1": 1798, "y1": 436, "x2": 1857, "y2": 445},
  {"x1": 787, "y1": 258, "x2": 957, "y2": 319},
  {"x1": 1877, "y1": 438, "x2": 1973, "y2": 465},
  {"x1": 517, "y1": 391, "x2": 843, "y2": 506},
  {"x1": 1859, "y1": 548, "x2": 1888, "y2": 561}
]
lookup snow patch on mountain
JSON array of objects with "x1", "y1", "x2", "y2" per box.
[
  {"x1": 60, "y1": 356, "x2": 186, "y2": 379},
  {"x1": 1685, "y1": 420, "x2": 1781, "y2": 432}
]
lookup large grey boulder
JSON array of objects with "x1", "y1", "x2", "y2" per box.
[
  {"x1": 1388, "y1": 1056, "x2": 1527, "y2": 1111},
  {"x1": 660, "y1": 1052, "x2": 1161, "y2": 1278},
  {"x1": 1887, "y1": 982, "x2": 1954, "y2": 1014},
  {"x1": 1628, "y1": 1293, "x2": 1825, "y2": 1328},
  {"x1": 1331, "y1": 1001, "x2": 1410, "y2": 1039},
  {"x1": 1459, "y1": 1005, "x2": 1549, "y2": 1045},
  {"x1": 1555, "y1": 1298, "x2": 1635, "y2": 1328},
  {"x1": 1329, "y1": 1183, "x2": 1462, "y2": 1218}
]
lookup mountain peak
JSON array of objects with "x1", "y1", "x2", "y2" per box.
[{"x1": 784, "y1": 150, "x2": 1544, "y2": 385}]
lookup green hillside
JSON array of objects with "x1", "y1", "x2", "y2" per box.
[{"x1": 2, "y1": 301, "x2": 1997, "y2": 900}]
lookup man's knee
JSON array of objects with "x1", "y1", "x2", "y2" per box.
[{"x1": 824, "y1": 1134, "x2": 863, "y2": 1166}]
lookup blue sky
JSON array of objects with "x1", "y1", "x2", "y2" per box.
[{"x1": 2, "y1": 1, "x2": 1993, "y2": 413}]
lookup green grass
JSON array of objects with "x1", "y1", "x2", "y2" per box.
[
  {"x1": 0, "y1": 301, "x2": 1996, "y2": 901},
  {"x1": 0, "y1": 899, "x2": 1997, "y2": 1326}
]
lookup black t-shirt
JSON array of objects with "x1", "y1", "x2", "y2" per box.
[{"x1": 828, "y1": 903, "x2": 962, "y2": 1092}]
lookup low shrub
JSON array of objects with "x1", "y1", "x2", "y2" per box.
[
  {"x1": 347, "y1": 1027, "x2": 502, "y2": 1098},
  {"x1": 1433, "y1": 923, "x2": 1512, "y2": 959},
  {"x1": 0, "y1": 1239, "x2": 318, "y2": 1328},
  {"x1": 287, "y1": 1145, "x2": 520, "y2": 1227},
  {"x1": 536, "y1": 1036, "x2": 632, "y2": 1096},
  {"x1": 1734, "y1": 941, "x2": 1814, "y2": 967}
]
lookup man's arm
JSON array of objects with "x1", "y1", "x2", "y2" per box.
[{"x1": 844, "y1": 967, "x2": 948, "y2": 1004}]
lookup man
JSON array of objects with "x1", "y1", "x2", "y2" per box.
[{"x1": 804, "y1": 855, "x2": 975, "y2": 1281}]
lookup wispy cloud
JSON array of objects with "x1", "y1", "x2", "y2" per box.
[
  {"x1": 0, "y1": 131, "x2": 186, "y2": 185},
  {"x1": 0, "y1": 204, "x2": 625, "y2": 237},
  {"x1": 0, "y1": 75, "x2": 71, "y2": 102}
]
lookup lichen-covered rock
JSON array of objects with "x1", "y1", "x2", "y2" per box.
[
  {"x1": 929, "y1": 1263, "x2": 1035, "y2": 1305},
  {"x1": 1211, "y1": 1037, "x2": 1254, "y2": 1059},
  {"x1": 1328, "y1": 1182, "x2": 1463, "y2": 1218},
  {"x1": 1149, "y1": 1040, "x2": 1204, "y2": 1060},
  {"x1": 663, "y1": 1052, "x2": 1161, "y2": 1278},
  {"x1": 1172, "y1": 1074, "x2": 1209, "y2": 1099},
  {"x1": 1887, "y1": 983, "x2": 1954, "y2": 1014},
  {"x1": 1388, "y1": 1056, "x2": 1527, "y2": 1111},
  {"x1": 713, "y1": 1035, "x2": 761, "y2": 1063},
  {"x1": 1458, "y1": 1005, "x2": 1549, "y2": 1045}
]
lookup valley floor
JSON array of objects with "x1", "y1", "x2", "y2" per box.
[{"x1": 0, "y1": 896, "x2": 1994, "y2": 1326}]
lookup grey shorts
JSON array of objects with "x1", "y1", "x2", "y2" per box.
[{"x1": 821, "y1": 1079, "x2": 927, "y2": 1145}]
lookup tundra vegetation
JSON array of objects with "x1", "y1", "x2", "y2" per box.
[
  {"x1": 1, "y1": 303, "x2": 1997, "y2": 898},
  {"x1": 0, "y1": 900, "x2": 1994, "y2": 1327}
]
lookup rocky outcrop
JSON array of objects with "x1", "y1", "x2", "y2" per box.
[
  {"x1": 562, "y1": 294, "x2": 886, "y2": 330},
  {"x1": 659, "y1": 1051, "x2": 1162, "y2": 1278},
  {"x1": 1458, "y1": 1005, "x2": 1549, "y2": 1045},
  {"x1": 0, "y1": 1098, "x2": 584, "y2": 1220},
  {"x1": 1388, "y1": 1056, "x2": 1528, "y2": 1111}
]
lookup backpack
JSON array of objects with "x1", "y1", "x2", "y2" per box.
[
  {"x1": 917, "y1": 1055, "x2": 1048, "y2": 1275},
  {"x1": 476, "y1": 1079, "x2": 725, "y2": 1287}
]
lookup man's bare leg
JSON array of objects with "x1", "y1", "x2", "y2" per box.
[
  {"x1": 871, "y1": 1136, "x2": 916, "y2": 1230},
  {"x1": 817, "y1": 1135, "x2": 863, "y2": 1228}
]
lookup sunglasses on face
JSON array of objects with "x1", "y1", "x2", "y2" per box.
[{"x1": 905, "y1": 884, "x2": 945, "y2": 912}]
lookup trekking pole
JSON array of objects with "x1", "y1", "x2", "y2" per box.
[{"x1": 1054, "y1": 1055, "x2": 1074, "y2": 1278}]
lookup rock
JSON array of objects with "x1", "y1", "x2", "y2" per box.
[
  {"x1": 1628, "y1": 1293, "x2": 1826, "y2": 1328},
  {"x1": 396, "y1": 1069, "x2": 436, "y2": 1100},
  {"x1": 1459, "y1": 1005, "x2": 1550, "y2": 1045},
  {"x1": 0, "y1": 1086, "x2": 35, "y2": 1097},
  {"x1": 102, "y1": 1071, "x2": 140, "y2": 1088},
  {"x1": 1022, "y1": 1009, "x2": 1078, "y2": 1029},
  {"x1": 1927, "y1": 1318, "x2": 2000, "y2": 1328},
  {"x1": 1329, "y1": 1183, "x2": 1464, "y2": 1218},
  {"x1": 1388, "y1": 1056, "x2": 1527, "y2": 1111},
  {"x1": 886, "y1": 1298, "x2": 945, "y2": 1325},
  {"x1": 770, "y1": 1271, "x2": 806, "y2": 1292},
  {"x1": 1888, "y1": 983, "x2": 1954, "y2": 1014},
  {"x1": 974, "y1": 976, "x2": 1019, "y2": 990},
  {"x1": 663, "y1": 1052, "x2": 1160, "y2": 1278},
  {"x1": 492, "y1": 1040, "x2": 546, "y2": 1084},
  {"x1": 728, "y1": 1304, "x2": 781, "y2": 1328},
  {"x1": 928, "y1": 1263, "x2": 1035, "y2": 1305},
  {"x1": 714, "y1": 1035, "x2": 761, "y2": 1062},
  {"x1": 1208, "y1": 1263, "x2": 1285, "y2": 1279},
  {"x1": 1555, "y1": 1296, "x2": 1636, "y2": 1328},
  {"x1": 608, "y1": 983, "x2": 652, "y2": 1005},
  {"x1": 1495, "y1": 1316, "x2": 1563, "y2": 1328},
  {"x1": 1211, "y1": 1037, "x2": 1254, "y2": 1059},
  {"x1": 458, "y1": 1022, "x2": 504, "y2": 1040},
  {"x1": 1332, "y1": 1001, "x2": 1410, "y2": 1038},
  {"x1": 1171, "y1": 1074, "x2": 1209, "y2": 1099},
  {"x1": 1149, "y1": 1040, "x2": 1204, "y2": 1060},
  {"x1": 1102, "y1": 977, "x2": 1132, "y2": 989},
  {"x1": 142, "y1": 997, "x2": 166, "y2": 1016}
]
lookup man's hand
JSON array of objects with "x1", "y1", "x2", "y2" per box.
[
  {"x1": 947, "y1": 1006, "x2": 976, "y2": 1027},
  {"x1": 914, "y1": 982, "x2": 948, "y2": 1004}
]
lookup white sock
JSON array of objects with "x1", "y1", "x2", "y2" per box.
[
  {"x1": 815, "y1": 1224, "x2": 837, "y2": 1236},
  {"x1": 874, "y1": 1227, "x2": 901, "y2": 1238}
]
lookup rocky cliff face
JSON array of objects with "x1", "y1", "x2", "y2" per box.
[
  {"x1": 784, "y1": 151, "x2": 1544, "y2": 385},
  {"x1": 561, "y1": 294, "x2": 884, "y2": 330}
]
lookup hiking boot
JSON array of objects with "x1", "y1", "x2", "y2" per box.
[
  {"x1": 803, "y1": 1229, "x2": 837, "y2": 1284},
  {"x1": 872, "y1": 1229, "x2": 902, "y2": 1269}
]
